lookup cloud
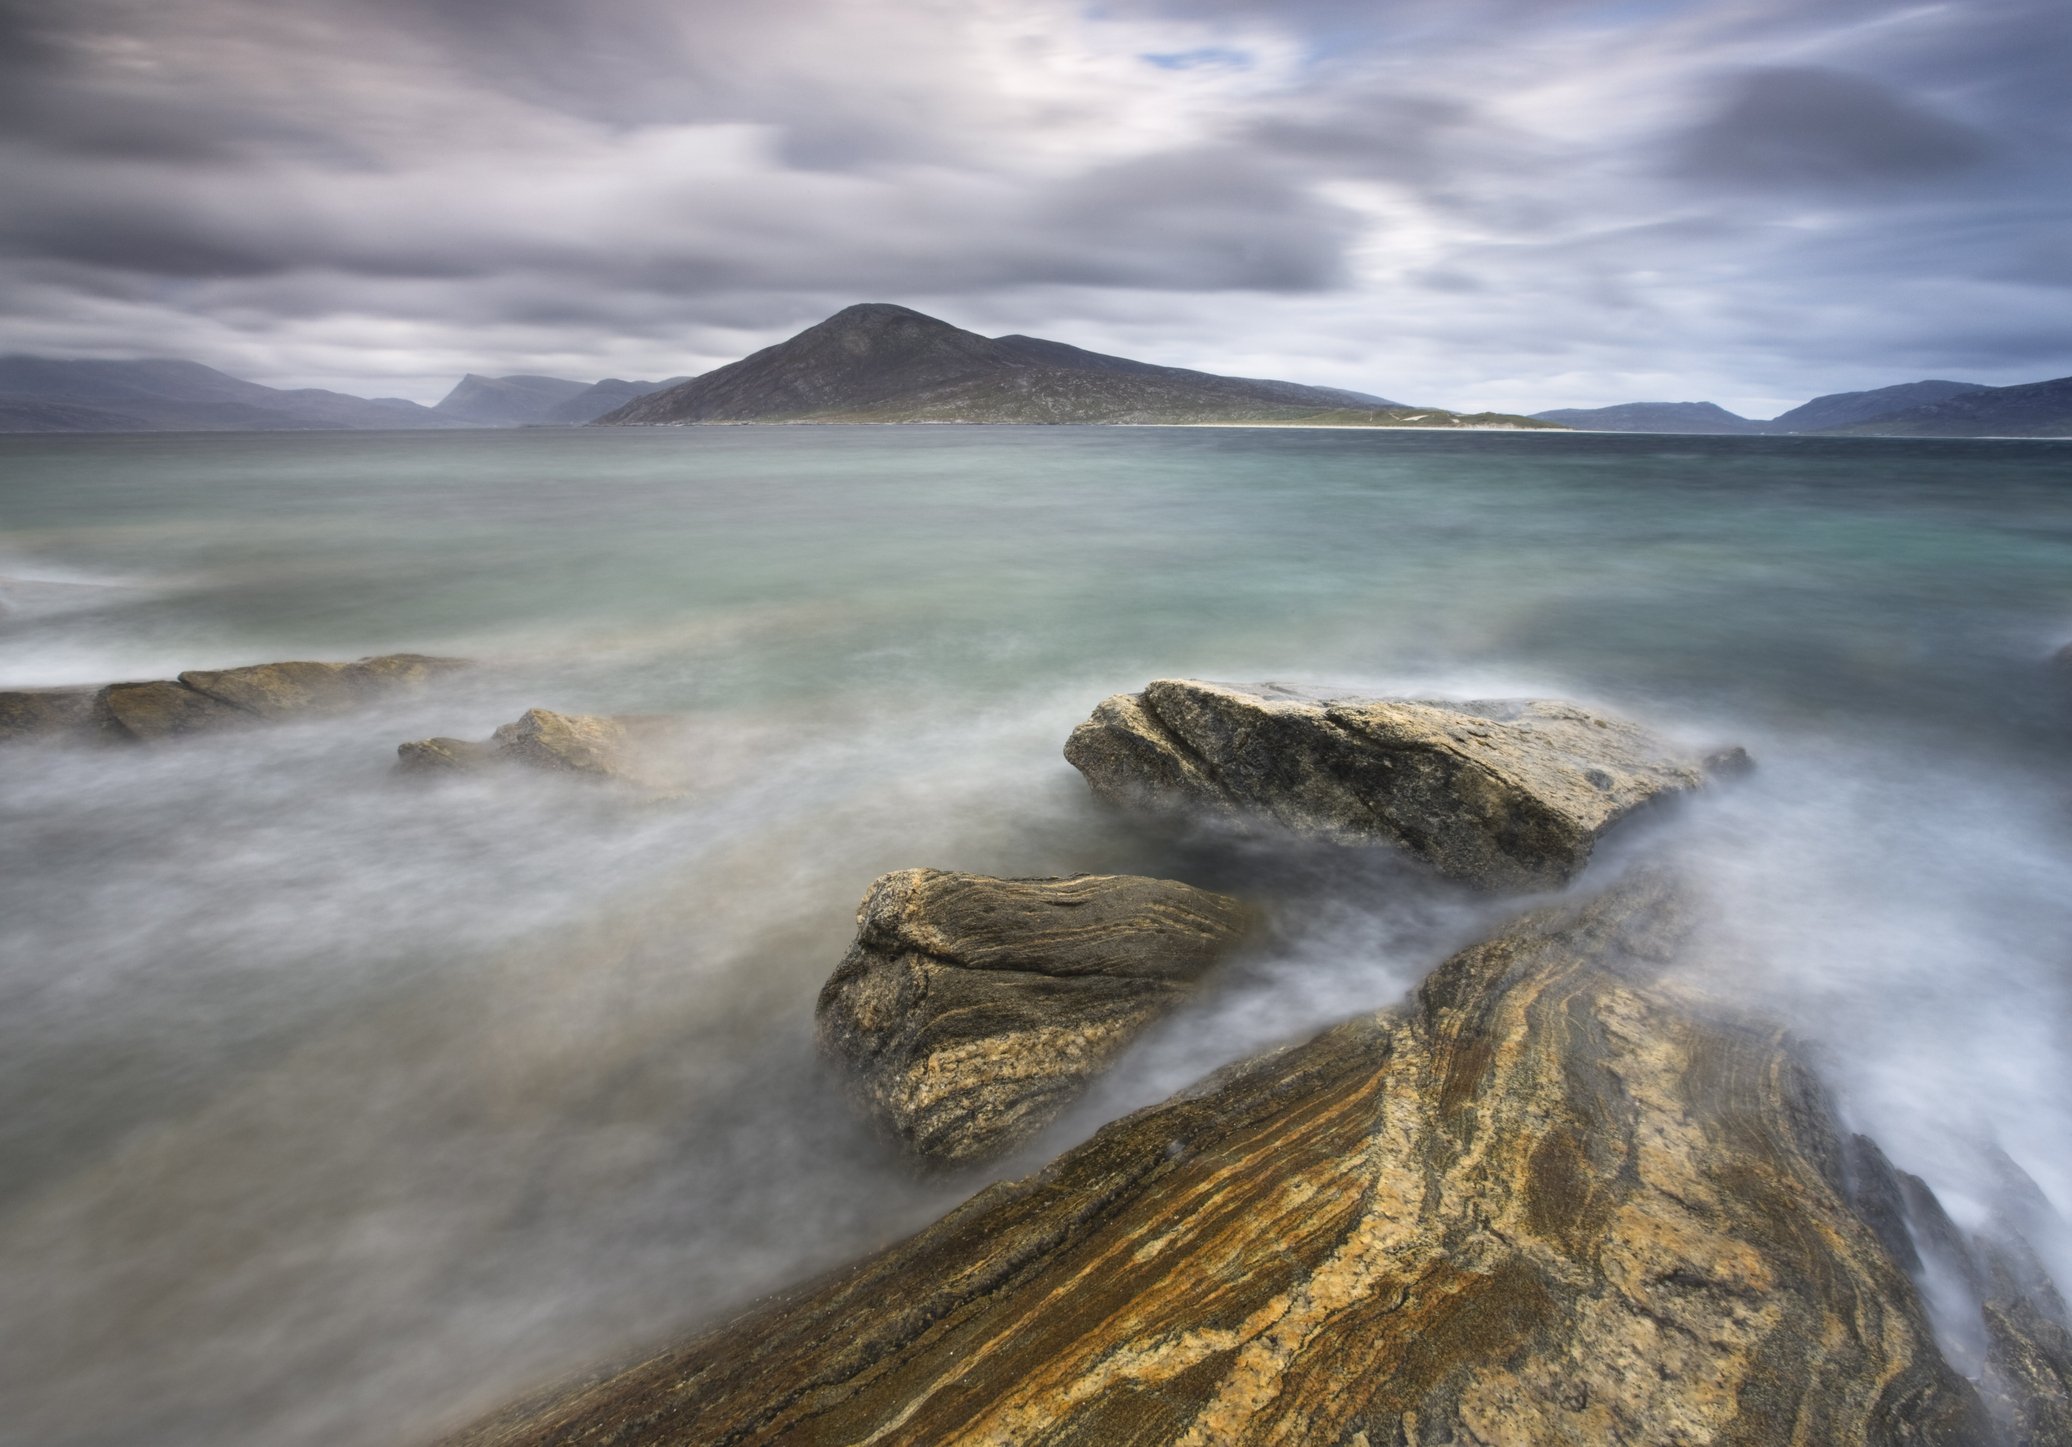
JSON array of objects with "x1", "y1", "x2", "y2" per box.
[
  {"x1": 0, "y1": 0, "x2": 2064, "y2": 407},
  {"x1": 1675, "y1": 66, "x2": 1994, "y2": 189}
]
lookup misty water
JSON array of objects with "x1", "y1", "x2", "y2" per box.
[{"x1": 3, "y1": 425, "x2": 2070, "y2": 1444}]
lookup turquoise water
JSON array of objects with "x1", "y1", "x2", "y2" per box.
[{"x1": 3, "y1": 426, "x2": 2070, "y2": 1444}]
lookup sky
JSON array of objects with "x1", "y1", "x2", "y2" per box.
[{"x1": 1, "y1": 0, "x2": 2067, "y2": 416}]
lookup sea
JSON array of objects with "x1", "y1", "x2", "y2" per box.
[{"x1": 2, "y1": 424, "x2": 2069, "y2": 1445}]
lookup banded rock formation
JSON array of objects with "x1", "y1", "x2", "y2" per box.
[
  {"x1": 398, "y1": 708, "x2": 688, "y2": 794},
  {"x1": 1065, "y1": 679, "x2": 1737, "y2": 890},
  {"x1": 815, "y1": 870, "x2": 1249, "y2": 1165},
  {"x1": 1, "y1": 654, "x2": 465, "y2": 743},
  {"x1": 446, "y1": 875, "x2": 1990, "y2": 1447}
]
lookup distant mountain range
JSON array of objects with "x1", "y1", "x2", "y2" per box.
[
  {"x1": 599, "y1": 303, "x2": 1554, "y2": 429},
  {"x1": 0, "y1": 358, "x2": 683, "y2": 432},
  {"x1": 4, "y1": 317, "x2": 2068, "y2": 435},
  {"x1": 1532, "y1": 377, "x2": 2072, "y2": 438}
]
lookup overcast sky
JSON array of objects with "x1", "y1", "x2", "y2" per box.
[{"x1": 2, "y1": 0, "x2": 2067, "y2": 415}]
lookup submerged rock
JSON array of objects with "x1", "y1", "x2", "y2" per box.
[
  {"x1": 95, "y1": 679, "x2": 249, "y2": 740},
  {"x1": 3, "y1": 653, "x2": 469, "y2": 744},
  {"x1": 1065, "y1": 679, "x2": 1727, "y2": 889},
  {"x1": 447, "y1": 875, "x2": 1984, "y2": 1447},
  {"x1": 0, "y1": 685, "x2": 100, "y2": 741},
  {"x1": 397, "y1": 708, "x2": 687, "y2": 792},
  {"x1": 816, "y1": 869, "x2": 1249, "y2": 1165},
  {"x1": 178, "y1": 654, "x2": 462, "y2": 718}
]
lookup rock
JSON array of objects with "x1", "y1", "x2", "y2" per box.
[
  {"x1": 395, "y1": 736, "x2": 502, "y2": 773},
  {"x1": 0, "y1": 686, "x2": 99, "y2": 741},
  {"x1": 445, "y1": 876, "x2": 1983, "y2": 1447},
  {"x1": 94, "y1": 680, "x2": 249, "y2": 740},
  {"x1": 1065, "y1": 679, "x2": 1726, "y2": 889},
  {"x1": 178, "y1": 653, "x2": 463, "y2": 718},
  {"x1": 49, "y1": 653, "x2": 470, "y2": 743},
  {"x1": 816, "y1": 870, "x2": 1249, "y2": 1165},
  {"x1": 397, "y1": 708, "x2": 687, "y2": 792}
]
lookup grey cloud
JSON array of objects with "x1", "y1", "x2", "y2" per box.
[{"x1": 1674, "y1": 67, "x2": 1995, "y2": 189}]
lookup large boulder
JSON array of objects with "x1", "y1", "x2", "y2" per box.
[
  {"x1": 444, "y1": 876, "x2": 1993, "y2": 1447},
  {"x1": 1066, "y1": 679, "x2": 1730, "y2": 889},
  {"x1": 816, "y1": 869, "x2": 1249, "y2": 1165},
  {"x1": 94, "y1": 679, "x2": 249, "y2": 740},
  {"x1": 397, "y1": 708, "x2": 687, "y2": 793}
]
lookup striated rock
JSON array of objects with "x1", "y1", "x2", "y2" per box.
[
  {"x1": 446, "y1": 876, "x2": 1983, "y2": 1447},
  {"x1": 179, "y1": 653, "x2": 462, "y2": 718},
  {"x1": 816, "y1": 870, "x2": 1249, "y2": 1165},
  {"x1": 0, "y1": 685, "x2": 99, "y2": 741},
  {"x1": 397, "y1": 708, "x2": 686, "y2": 792},
  {"x1": 1066, "y1": 679, "x2": 1726, "y2": 889}
]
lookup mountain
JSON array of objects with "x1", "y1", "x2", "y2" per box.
[
  {"x1": 1764, "y1": 380, "x2": 1989, "y2": 432},
  {"x1": 542, "y1": 376, "x2": 691, "y2": 424},
  {"x1": 431, "y1": 373, "x2": 593, "y2": 424},
  {"x1": 1820, "y1": 376, "x2": 2072, "y2": 437},
  {"x1": 432, "y1": 372, "x2": 689, "y2": 424},
  {"x1": 1529, "y1": 401, "x2": 1764, "y2": 434},
  {"x1": 0, "y1": 356, "x2": 467, "y2": 432},
  {"x1": 599, "y1": 304, "x2": 1554, "y2": 429}
]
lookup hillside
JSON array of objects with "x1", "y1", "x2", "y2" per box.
[
  {"x1": 0, "y1": 356, "x2": 467, "y2": 432},
  {"x1": 1765, "y1": 379, "x2": 1988, "y2": 432},
  {"x1": 1825, "y1": 375, "x2": 2072, "y2": 437},
  {"x1": 599, "y1": 304, "x2": 1553, "y2": 429}
]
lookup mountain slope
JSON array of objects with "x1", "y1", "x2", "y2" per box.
[
  {"x1": 596, "y1": 304, "x2": 1515, "y2": 428},
  {"x1": 432, "y1": 374, "x2": 595, "y2": 424},
  {"x1": 1529, "y1": 401, "x2": 1764, "y2": 434},
  {"x1": 0, "y1": 356, "x2": 466, "y2": 432},
  {"x1": 1821, "y1": 376, "x2": 2072, "y2": 437},
  {"x1": 542, "y1": 377, "x2": 690, "y2": 424},
  {"x1": 1766, "y1": 380, "x2": 1989, "y2": 432}
]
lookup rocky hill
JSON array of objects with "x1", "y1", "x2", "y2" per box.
[
  {"x1": 1766, "y1": 379, "x2": 1988, "y2": 432},
  {"x1": 599, "y1": 304, "x2": 1557, "y2": 429},
  {"x1": 432, "y1": 373, "x2": 689, "y2": 425}
]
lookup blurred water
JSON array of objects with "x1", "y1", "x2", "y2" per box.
[{"x1": 2, "y1": 425, "x2": 2069, "y2": 1444}]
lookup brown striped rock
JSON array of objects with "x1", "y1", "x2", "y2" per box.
[
  {"x1": 815, "y1": 869, "x2": 1249, "y2": 1166},
  {"x1": 1065, "y1": 680, "x2": 1735, "y2": 890},
  {"x1": 445, "y1": 876, "x2": 1985, "y2": 1447}
]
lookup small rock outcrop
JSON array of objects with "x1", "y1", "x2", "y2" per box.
[
  {"x1": 2, "y1": 654, "x2": 465, "y2": 744},
  {"x1": 446, "y1": 876, "x2": 1986, "y2": 1447},
  {"x1": 1066, "y1": 679, "x2": 1727, "y2": 889},
  {"x1": 397, "y1": 708, "x2": 686, "y2": 793},
  {"x1": 815, "y1": 870, "x2": 1249, "y2": 1165},
  {"x1": 0, "y1": 685, "x2": 99, "y2": 741}
]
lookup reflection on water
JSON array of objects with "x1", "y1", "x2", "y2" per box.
[{"x1": 1, "y1": 426, "x2": 2069, "y2": 1444}]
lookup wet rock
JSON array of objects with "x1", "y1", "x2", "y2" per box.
[
  {"x1": 448, "y1": 876, "x2": 1983, "y2": 1447},
  {"x1": 178, "y1": 653, "x2": 463, "y2": 719},
  {"x1": 94, "y1": 680, "x2": 249, "y2": 740},
  {"x1": 0, "y1": 686, "x2": 99, "y2": 741},
  {"x1": 1065, "y1": 679, "x2": 1728, "y2": 889},
  {"x1": 51, "y1": 653, "x2": 470, "y2": 743},
  {"x1": 397, "y1": 708, "x2": 686, "y2": 792},
  {"x1": 816, "y1": 869, "x2": 1249, "y2": 1165},
  {"x1": 395, "y1": 736, "x2": 502, "y2": 773}
]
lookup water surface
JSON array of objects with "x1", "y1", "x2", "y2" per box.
[{"x1": 3, "y1": 425, "x2": 2069, "y2": 1444}]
